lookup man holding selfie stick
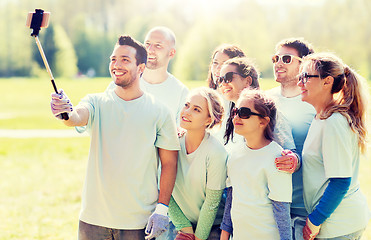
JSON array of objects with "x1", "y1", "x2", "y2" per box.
[
  {"x1": 106, "y1": 26, "x2": 188, "y2": 125},
  {"x1": 51, "y1": 35, "x2": 179, "y2": 240}
]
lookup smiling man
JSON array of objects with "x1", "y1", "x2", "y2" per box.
[
  {"x1": 51, "y1": 35, "x2": 180, "y2": 240},
  {"x1": 141, "y1": 26, "x2": 189, "y2": 125},
  {"x1": 105, "y1": 27, "x2": 188, "y2": 125},
  {"x1": 267, "y1": 38, "x2": 316, "y2": 240}
]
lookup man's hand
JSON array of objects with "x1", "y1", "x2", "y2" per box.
[
  {"x1": 145, "y1": 203, "x2": 169, "y2": 239},
  {"x1": 275, "y1": 150, "x2": 299, "y2": 174},
  {"x1": 303, "y1": 218, "x2": 321, "y2": 240},
  {"x1": 50, "y1": 89, "x2": 73, "y2": 120}
]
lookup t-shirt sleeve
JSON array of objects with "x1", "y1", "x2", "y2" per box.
[
  {"x1": 266, "y1": 150, "x2": 292, "y2": 202},
  {"x1": 274, "y1": 111, "x2": 296, "y2": 150},
  {"x1": 206, "y1": 144, "x2": 228, "y2": 190},
  {"x1": 322, "y1": 114, "x2": 353, "y2": 178},
  {"x1": 155, "y1": 105, "x2": 181, "y2": 151},
  {"x1": 75, "y1": 94, "x2": 94, "y2": 134}
]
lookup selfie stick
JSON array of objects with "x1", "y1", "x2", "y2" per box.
[{"x1": 28, "y1": 9, "x2": 69, "y2": 120}]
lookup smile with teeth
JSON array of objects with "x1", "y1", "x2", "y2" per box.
[
  {"x1": 113, "y1": 70, "x2": 127, "y2": 76},
  {"x1": 181, "y1": 116, "x2": 191, "y2": 122}
]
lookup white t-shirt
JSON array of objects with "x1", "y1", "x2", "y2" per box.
[
  {"x1": 140, "y1": 74, "x2": 189, "y2": 124},
  {"x1": 76, "y1": 90, "x2": 180, "y2": 229},
  {"x1": 106, "y1": 73, "x2": 189, "y2": 124},
  {"x1": 267, "y1": 86, "x2": 316, "y2": 216},
  {"x1": 302, "y1": 113, "x2": 370, "y2": 238},
  {"x1": 172, "y1": 132, "x2": 228, "y2": 223},
  {"x1": 228, "y1": 141, "x2": 292, "y2": 239}
]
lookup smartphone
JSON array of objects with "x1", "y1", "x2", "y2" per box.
[{"x1": 26, "y1": 10, "x2": 50, "y2": 28}]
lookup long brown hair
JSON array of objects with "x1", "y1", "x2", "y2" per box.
[{"x1": 304, "y1": 53, "x2": 368, "y2": 152}]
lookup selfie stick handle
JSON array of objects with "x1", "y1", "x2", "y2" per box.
[{"x1": 34, "y1": 36, "x2": 69, "y2": 120}]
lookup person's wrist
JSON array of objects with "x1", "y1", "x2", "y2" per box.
[{"x1": 154, "y1": 203, "x2": 168, "y2": 216}]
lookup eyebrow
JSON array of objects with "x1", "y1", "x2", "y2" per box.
[
  {"x1": 110, "y1": 55, "x2": 132, "y2": 59},
  {"x1": 193, "y1": 104, "x2": 203, "y2": 110}
]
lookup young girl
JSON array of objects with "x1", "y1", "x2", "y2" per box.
[
  {"x1": 220, "y1": 89, "x2": 292, "y2": 240},
  {"x1": 298, "y1": 53, "x2": 370, "y2": 239},
  {"x1": 169, "y1": 87, "x2": 228, "y2": 240}
]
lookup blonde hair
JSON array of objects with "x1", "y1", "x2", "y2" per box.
[
  {"x1": 304, "y1": 52, "x2": 368, "y2": 153},
  {"x1": 189, "y1": 87, "x2": 225, "y2": 130}
]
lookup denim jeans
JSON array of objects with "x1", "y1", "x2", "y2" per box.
[
  {"x1": 316, "y1": 228, "x2": 365, "y2": 240},
  {"x1": 291, "y1": 214, "x2": 306, "y2": 240},
  {"x1": 78, "y1": 220, "x2": 145, "y2": 240},
  {"x1": 156, "y1": 221, "x2": 177, "y2": 240},
  {"x1": 157, "y1": 222, "x2": 221, "y2": 240}
]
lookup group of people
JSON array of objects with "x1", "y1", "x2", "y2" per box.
[{"x1": 50, "y1": 26, "x2": 370, "y2": 240}]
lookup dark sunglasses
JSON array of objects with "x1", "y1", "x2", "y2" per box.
[
  {"x1": 232, "y1": 107, "x2": 264, "y2": 119},
  {"x1": 217, "y1": 72, "x2": 243, "y2": 86},
  {"x1": 272, "y1": 54, "x2": 302, "y2": 64},
  {"x1": 298, "y1": 72, "x2": 320, "y2": 84}
]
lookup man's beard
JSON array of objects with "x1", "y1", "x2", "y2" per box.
[{"x1": 146, "y1": 60, "x2": 159, "y2": 70}]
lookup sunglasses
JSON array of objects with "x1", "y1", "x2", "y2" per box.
[
  {"x1": 217, "y1": 72, "x2": 243, "y2": 86},
  {"x1": 232, "y1": 107, "x2": 264, "y2": 119},
  {"x1": 272, "y1": 54, "x2": 302, "y2": 64},
  {"x1": 298, "y1": 72, "x2": 320, "y2": 84}
]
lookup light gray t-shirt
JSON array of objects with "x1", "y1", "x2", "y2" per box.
[
  {"x1": 302, "y1": 113, "x2": 370, "y2": 238},
  {"x1": 172, "y1": 132, "x2": 228, "y2": 223},
  {"x1": 228, "y1": 141, "x2": 292, "y2": 239},
  {"x1": 76, "y1": 90, "x2": 180, "y2": 229}
]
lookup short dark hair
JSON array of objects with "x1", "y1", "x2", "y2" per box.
[
  {"x1": 275, "y1": 38, "x2": 314, "y2": 58},
  {"x1": 117, "y1": 35, "x2": 147, "y2": 65}
]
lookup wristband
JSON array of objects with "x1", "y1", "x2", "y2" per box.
[{"x1": 154, "y1": 203, "x2": 168, "y2": 216}]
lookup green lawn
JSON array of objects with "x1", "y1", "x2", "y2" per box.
[{"x1": 0, "y1": 77, "x2": 370, "y2": 239}]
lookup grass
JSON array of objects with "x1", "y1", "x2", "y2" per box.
[{"x1": 0, "y1": 77, "x2": 370, "y2": 239}]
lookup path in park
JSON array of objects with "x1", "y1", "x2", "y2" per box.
[{"x1": 0, "y1": 129, "x2": 88, "y2": 138}]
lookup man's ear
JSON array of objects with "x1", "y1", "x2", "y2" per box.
[
  {"x1": 138, "y1": 63, "x2": 146, "y2": 74},
  {"x1": 169, "y1": 48, "x2": 176, "y2": 58},
  {"x1": 245, "y1": 76, "x2": 252, "y2": 88}
]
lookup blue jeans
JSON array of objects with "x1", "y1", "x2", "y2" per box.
[
  {"x1": 291, "y1": 214, "x2": 306, "y2": 240},
  {"x1": 78, "y1": 220, "x2": 145, "y2": 240},
  {"x1": 156, "y1": 221, "x2": 177, "y2": 240},
  {"x1": 316, "y1": 228, "x2": 365, "y2": 240},
  {"x1": 157, "y1": 222, "x2": 221, "y2": 240}
]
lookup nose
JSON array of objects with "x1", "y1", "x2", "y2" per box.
[
  {"x1": 147, "y1": 44, "x2": 155, "y2": 53},
  {"x1": 112, "y1": 59, "x2": 122, "y2": 68},
  {"x1": 297, "y1": 79, "x2": 303, "y2": 87}
]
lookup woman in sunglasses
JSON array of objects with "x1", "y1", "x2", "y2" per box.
[
  {"x1": 218, "y1": 57, "x2": 296, "y2": 152},
  {"x1": 220, "y1": 89, "x2": 292, "y2": 240},
  {"x1": 206, "y1": 44, "x2": 245, "y2": 90},
  {"x1": 298, "y1": 53, "x2": 369, "y2": 240},
  {"x1": 168, "y1": 87, "x2": 228, "y2": 240}
]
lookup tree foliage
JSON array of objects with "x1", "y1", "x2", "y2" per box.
[{"x1": 1, "y1": 0, "x2": 370, "y2": 79}]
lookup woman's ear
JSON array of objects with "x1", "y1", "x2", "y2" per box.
[
  {"x1": 323, "y1": 75, "x2": 334, "y2": 88},
  {"x1": 205, "y1": 117, "x2": 213, "y2": 128},
  {"x1": 260, "y1": 116, "x2": 270, "y2": 128}
]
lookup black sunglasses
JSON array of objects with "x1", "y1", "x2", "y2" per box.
[
  {"x1": 217, "y1": 72, "x2": 243, "y2": 86},
  {"x1": 272, "y1": 54, "x2": 302, "y2": 64},
  {"x1": 298, "y1": 72, "x2": 320, "y2": 84},
  {"x1": 232, "y1": 107, "x2": 264, "y2": 119}
]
